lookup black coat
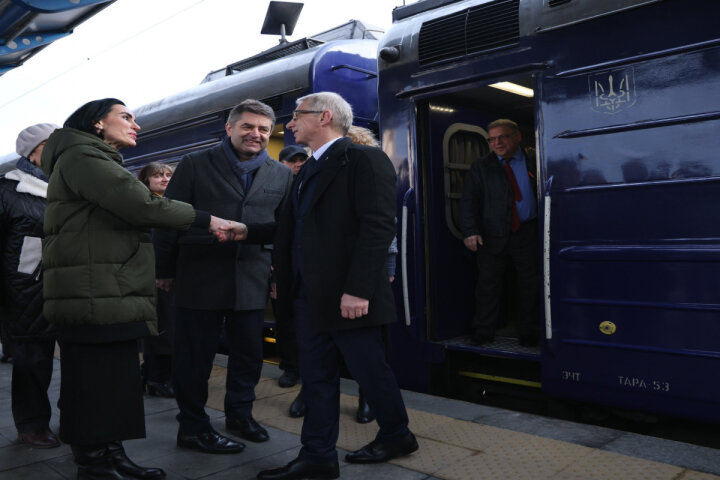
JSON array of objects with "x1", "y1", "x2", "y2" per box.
[
  {"x1": 0, "y1": 166, "x2": 52, "y2": 340},
  {"x1": 459, "y1": 147, "x2": 537, "y2": 250},
  {"x1": 273, "y1": 138, "x2": 398, "y2": 332},
  {"x1": 155, "y1": 144, "x2": 293, "y2": 311}
]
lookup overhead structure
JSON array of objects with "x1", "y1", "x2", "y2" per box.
[
  {"x1": 0, "y1": 0, "x2": 115, "y2": 77},
  {"x1": 261, "y1": 1, "x2": 303, "y2": 44}
]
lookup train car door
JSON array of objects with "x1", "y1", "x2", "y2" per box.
[{"x1": 417, "y1": 77, "x2": 538, "y2": 351}]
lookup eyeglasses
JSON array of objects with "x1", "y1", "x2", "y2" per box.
[
  {"x1": 292, "y1": 110, "x2": 323, "y2": 121},
  {"x1": 487, "y1": 133, "x2": 513, "y2": 144}
]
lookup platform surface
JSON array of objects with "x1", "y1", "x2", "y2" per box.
[{"x1": 0, "y1": 356, "x2": 718, "y2": 479}]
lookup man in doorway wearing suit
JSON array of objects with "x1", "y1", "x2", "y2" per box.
[
  {"x1": 154, "y1": 99, "x2": 293, "y2": 454},
  {"x1": 459, "y1": 118, "x2": 540, "y2": 347},
  {"x1": 257, "y1": 92, "x2": 417, "y2": 480}
]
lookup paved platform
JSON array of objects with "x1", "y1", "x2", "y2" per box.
[{"x1": 0, "y1": 355, "x2": 718, "y2": 479}]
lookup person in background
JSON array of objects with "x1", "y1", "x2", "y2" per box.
[
  {"x1": 154, "y1": 99, "x2": 293, "y2": 454},
  {"x1": 273, "y1": 145, "x2": 308, "y2": 390},
  {"x1": 0, "y1": 123, "x2": 60, "y2": 449},
  {"x1": 137, "y1": 162, "x2": 176, "y2": 398},
  {"x1": 257, "y1": 92, "x2": 417, "y2": 480},
  {"x1": 459, "y1": 118, "x2": 540, "y2": 347},
  {"x1": 41, "y1": 98, "x2": 232, "y2": 480}
]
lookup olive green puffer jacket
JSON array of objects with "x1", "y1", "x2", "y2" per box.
[{"x1": 41, "y1": 128, "x2": 205, "y2": 342}]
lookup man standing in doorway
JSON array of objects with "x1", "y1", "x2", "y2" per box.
[
  {"x1": 459, "y1": 118, "x2": 540, "y2": 347},
  {"x1": 258, "y1": 92, "x2": 417, "y2": 480},
  {"x1": 155, "y1": 99, "x2": 293, "y2": 454}
]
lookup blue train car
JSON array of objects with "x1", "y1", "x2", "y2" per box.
[
  {"x1": 123, "y1": 21, "x2": 381, "y2": 170},
  {"x1": 377, "y1": 0, "x2": 720, "y2": 422}
]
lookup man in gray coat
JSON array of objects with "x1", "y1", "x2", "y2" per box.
[{"x1": 155, "y1": 99, "x2": 293, "y2": 454}]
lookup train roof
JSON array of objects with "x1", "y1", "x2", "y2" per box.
[
  {"x1": 0, "y1": 0, "x2": 115, "y2": 77},
  {"x1": 133, "y1": 20, "x2": 382, "y2": 133}
]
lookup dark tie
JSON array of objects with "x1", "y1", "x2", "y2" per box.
[
  {"x1": 503, "y1": 158, "x2": 522, "y2": 233},
  {"x1": 297, "y1": 156, "x2": 316, "y2": 199}
]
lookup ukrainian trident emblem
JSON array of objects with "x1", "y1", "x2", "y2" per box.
[{"x1": 589, "y1": 68, "x2": 636, "y2": 114}]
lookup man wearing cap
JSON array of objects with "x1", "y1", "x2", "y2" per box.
[
  {"x1": 0, "y1": 123, "x2": 61, "y2": 448},
  {"x1": 274, "y1": 144, "x2": 308, "y2": 390},
  {"x1": 278, "y1": 144, "x2": 309, "y2": 177}
]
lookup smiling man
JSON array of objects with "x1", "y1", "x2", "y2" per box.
[{"x1": 154, "y1": 99, "x2": 293, "y2": 454}]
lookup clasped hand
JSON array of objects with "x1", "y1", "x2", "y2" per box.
[{"x1": 208, "y1": 215, "x2": 248, "y2": 242}]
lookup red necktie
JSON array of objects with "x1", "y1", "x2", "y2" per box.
[{"x1": 503, "y1": 158, "x2": 522, "y2": 233}]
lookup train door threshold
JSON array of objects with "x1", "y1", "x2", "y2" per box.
[{"x1": 440, "y1": 335, "x2": 541, "y2": 361}]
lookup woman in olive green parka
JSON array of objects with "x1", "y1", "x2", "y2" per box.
[{"x1": 42, "y1": 98, "x2": 227, "y2": 480}]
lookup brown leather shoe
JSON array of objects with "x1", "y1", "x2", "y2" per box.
[{"x1": 18, "y1": 429, "x2": 61, "y2": 449}]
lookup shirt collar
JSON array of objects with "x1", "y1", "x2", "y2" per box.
[{"x1": 311, "y1": 136, "x2": 343, "y2": 161}]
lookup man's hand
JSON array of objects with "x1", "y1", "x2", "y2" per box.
[
  {"x1": 156, "y1": 278, "x2": 174, "y2": 292},
  {"x1": 340, "y1": 293, "x2": 369, "y2": 319},
  {"x1": 210, "y1": 216, "x2": 248, "y2": 242},
  {"x1": 463, "y1": 235, "x2": 483, "y2": 252}
]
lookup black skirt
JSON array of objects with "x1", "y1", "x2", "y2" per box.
[{"x1": 58, "y1": 339, "x2": 145, "y2": 445}]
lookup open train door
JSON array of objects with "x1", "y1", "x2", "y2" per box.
[{"x1": 539, "y1": 50, "x2": 720, "y2": 421}]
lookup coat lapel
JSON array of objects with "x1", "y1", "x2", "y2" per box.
[
  {"x1": 210, "y1": 144, "x2": 246, "y2": 199},
  {"x1": 306, "y1": 138, "x2": 349, "y2": 213}
]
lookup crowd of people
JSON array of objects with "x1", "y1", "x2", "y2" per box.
[{"x1": 0, "y1": 88, "x2": 539, "y2": 479}]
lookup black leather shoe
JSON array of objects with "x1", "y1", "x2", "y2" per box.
[
  {"x1": 73, "y1": 444, "x2": 131, "y2": 480},
  {"x1": 177, "y1": 430, "x2": 245, "y2": 454},
  {"x1": 470, "y1": 333, "x2": 494, "y2": 346},
  {"x1": 107, "y1": 442, "x2": 165, "y2": 479},
  {"x1": 355, "y1": 394, "x2": 374, "y2": 424},
  {"x1": 518, "y1": 334, "x2": 539, "y2": 347},
  {"x1": 257, "y1": 458, "x2": 339, "y2": 480},
  {"x1": 278, "y1": 369, "x2": 299, "y2": 388},
  {"x1": 145, "y1": 381, "x2": 175, "y2": 398},
  {"x1": 226, "y1": 417, "x2": 269, "y2": 443},
  {"x1": 289, "y1": 390, "x2": 306, "y2": 418},
  {"x1": 345, "y1": 432, "x2": 419, "y2": 464}
]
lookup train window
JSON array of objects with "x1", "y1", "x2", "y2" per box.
[{"x1": 443, "y1": 123, "x2": 490, "y2": 239}]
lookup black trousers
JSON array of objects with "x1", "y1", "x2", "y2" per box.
[
  {"x1": 474, "y1": 220, "x2": 541, "y2": 337},
  {"x1": 11, "y1": 338, "x2": 56, "y2": 433},
  {"x1": 59, "y1": 340, "x2": 145, "y2": 445},
  {"x1": 142, "y1": 288, "x2": 175, "y2": 383},
  {"x1": 293, "y1": 294, "x2": 409, "y2": 464},
  {"x1": 173, "y1": 307, "x2": 264, "y2": 434}
]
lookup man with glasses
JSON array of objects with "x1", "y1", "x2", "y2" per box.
[
  {"x1": 154, "y1": 99, "x2": 293, "y2": 453},
  {"x1": 459, "y1": 118, "x2": 540, "y2": 347},
  {"x1": 258, "y1": 92, "x2": 417, "y2": 480}
]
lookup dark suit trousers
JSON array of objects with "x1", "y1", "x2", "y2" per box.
[
  {"x1": 142, "y1": 288, "x2": 175, "y2": 383},
  {"x1": 293, "y1": 294, "x2": 410, "y2": 463},
  {"x1": 173, "y1": 307, "x2": 264, "y2": 434},
  {"x1": 11, "y1": 339, "x2": 55, "y2": 433},
  {"x1": 272, "y1": 298, "x2": 299, "y2": 373},
  {"x1": 474, "y1": 220, "x2": 540, "y2": 337}
]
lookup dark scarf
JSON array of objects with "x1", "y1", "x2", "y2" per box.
[
  {"x1": 222, "y1": 137, "x2": 269, "y2": 193},
  {"x1": 15, "y1": 156, "x2": 49, "y2": 182}
]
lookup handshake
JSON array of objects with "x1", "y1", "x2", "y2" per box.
[{"x1": 209, "y1": 216, "x2": 248, "y2": 242}]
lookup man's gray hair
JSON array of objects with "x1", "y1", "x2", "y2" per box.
[
  {"x1": 487, "y1": 118, "x2": 519, "y2": 132},
  {"x1": 296, "y1": 92, "x2": 353, "y2": 135},
  {"x1": 227, "y1": 99, "x2": 276, "y2": 127}
]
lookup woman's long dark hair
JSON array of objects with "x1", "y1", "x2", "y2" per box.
[{"x1": 64, "y1": 98, "x2": 125, "y2": 139}]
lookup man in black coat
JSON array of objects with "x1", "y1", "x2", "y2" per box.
[
  {"x1": 459, "y1": 119, "x2": 540, "y2": 347},
  {"x1": 154, "y1": 100, "x2": 293, "y2": 454},
  {"x1": 258, "y1": 92, "x2": 417, "y2": 480},
  {"x1": 0, "y1": 123, "x2": 60, "y2": 448}
]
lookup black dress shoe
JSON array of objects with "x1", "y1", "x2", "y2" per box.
[
  {"x1": 107, "y1": 442, "x2": 165, "y2": 479},
  {"x1": 470, "y1": 333, "x2": 494, "y2": 346},
  {"x1": 177, "y1": 430, "x2": 245, "y2": 454},
  {"x1": 226, "y1": 417, "x2": 269, "y2": 442},
  {"x1": 518, "y1": 334, "x2": 539, "y2": 347},
  {"x1": 355, "y1": 394, "x2": 374, "y2": 424},
  {"x1": 345, "y1": 432, "x2": 419, "y2": 464},
  {"x1": 72, "y1": 444, "x2": 133, "y2": 480},
  {"x1": 278, "y1": 369, "x2": 299, "y2": 388},
  {"x1": 257, "y1": 458, "x2": 339, "y2": 480},
  {"x1": 145, "y1": 381, "x2": 175, "y2": 398},
  {"x1": 289, "y1": 390, "x2": 306, "y2": 418}
]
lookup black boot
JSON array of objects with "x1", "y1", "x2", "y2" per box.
[
  {"x1": 107, "y1": 442, "x2": 166, "y2": 479},
  {"x1": 72, "y1": 444, "x2": 128, "y2": 480},
  {"x1": 355, "y1": 390, "x2": 375, "y2": 424}
]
